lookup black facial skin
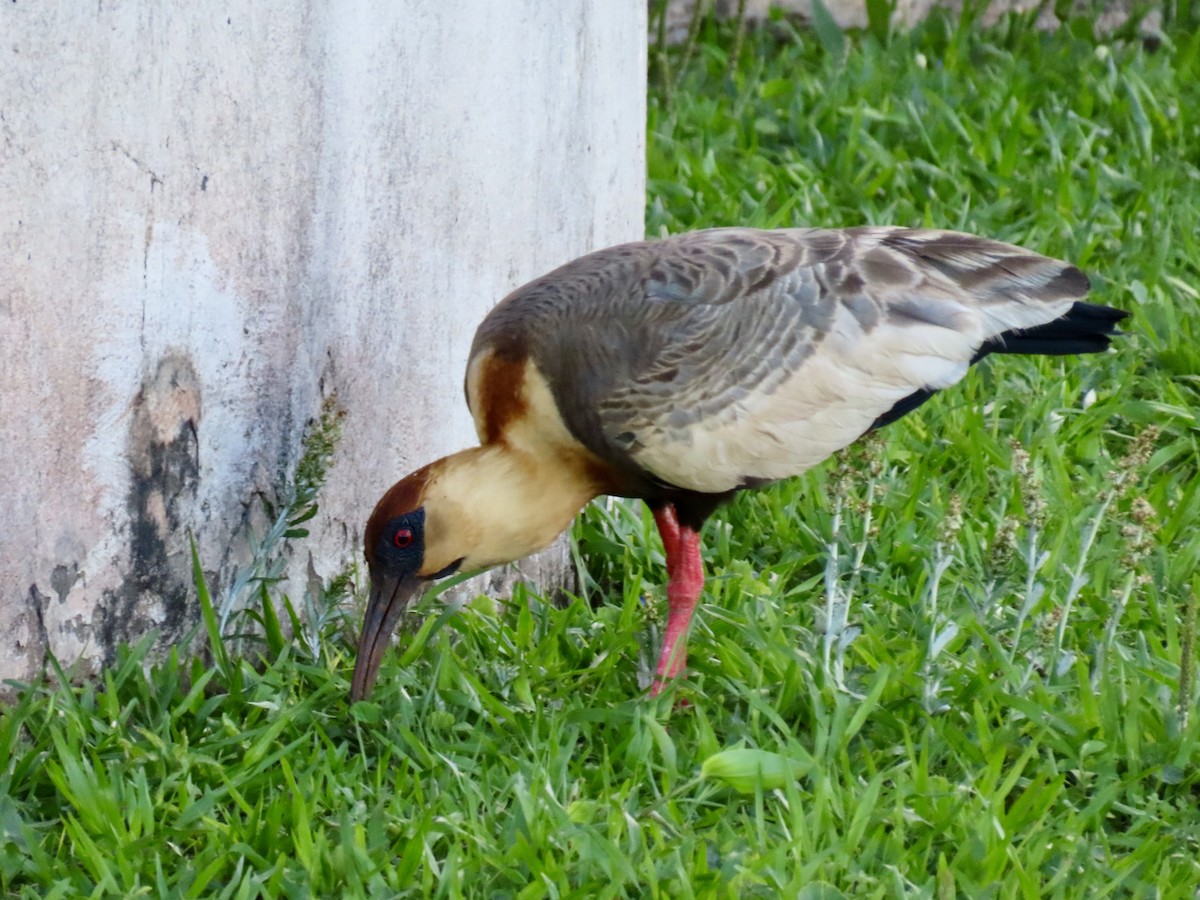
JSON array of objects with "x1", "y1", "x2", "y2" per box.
[
  {"x1": 373, "y1": 509, "x2": 428, "y2": 581},
  {"x1": 350, "y1": 508, "x2": 463, "y2": 701},
  {"x1": 372, "y1": 508, "x2": 463, "y2": 582}
]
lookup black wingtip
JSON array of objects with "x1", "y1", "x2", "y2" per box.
[
  {"x1": 1060, "y1": 300, "x2": 1130, "y2": 326},
  {"x1": 979, "y1": 301, "x2": 1130, "y2": 359}
]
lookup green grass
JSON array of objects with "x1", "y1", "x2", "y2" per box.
[{"x1": 5, "y1": 11, "x2": 1200, "y2": 898}]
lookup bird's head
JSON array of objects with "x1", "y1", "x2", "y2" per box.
[
  {"x1": 349, "y1": 431, "x2": 607, "y2": 701},
  {"x1": 351, "y1": 462, "x2": 466, "y2": 702},
  {"x1": 349, "y1": 443, "x2": 599, "y2": 701}
]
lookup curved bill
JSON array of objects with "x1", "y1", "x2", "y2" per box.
[{"x1": 350, "y1": 570, "x2": 422, "y2": 701}]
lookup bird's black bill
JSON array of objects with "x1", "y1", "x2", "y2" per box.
[{"x1": 350, "y1": 572, "x2": 422, "y2": 701}]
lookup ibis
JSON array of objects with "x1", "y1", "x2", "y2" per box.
[{"x1": 349, "y1": 227, "x2": 1127, "y2": 701}]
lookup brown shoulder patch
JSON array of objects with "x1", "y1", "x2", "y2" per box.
[
  {"x1": 569, "y1": 448, "x2": 625, "y2": 497},
  {"x1": 363, "y1": 463, "x2": 434, "y2": 565},
  {"x1": 475, "y1": 351, "x2": 529, "y2": 444}
]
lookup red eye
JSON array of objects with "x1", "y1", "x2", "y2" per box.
[{"x1": 393, "y1": 528, "x2": 414, "y2": 548}]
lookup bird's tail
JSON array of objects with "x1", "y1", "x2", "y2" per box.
[{"x1": 974, "y1": 301, "x2": 1130, "y2": 362}]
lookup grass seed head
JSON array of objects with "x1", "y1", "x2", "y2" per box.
[
  {"x1": 987, "y1": 514, "x2": 1018, "y2": 577},
  {"x1": 938, "y1": 494, "x2": 964, "y2": 546},
  {"x1": 1120, "y1": 426, "x2": 1160, "y2": 472},
  {"x1": 1113, "y1": 425, "x2": 1161, "y2": 499},
  {"x1": 1038, "y1": 605, "x2": 1064, "y2": 644},
  {"x1": 1010, "y1": 439, "x2": 1046, "y2": 529},
  {"x1": 1118, "y1": 496, "x2": 1159, "y2": 573}
]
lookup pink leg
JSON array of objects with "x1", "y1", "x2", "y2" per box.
[{"x1": 650, "y1": 504, "x2": 705, "y2": 696}]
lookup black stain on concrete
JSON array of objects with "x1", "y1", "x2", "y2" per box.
[
  {"x1": 23, "y1": 583, "x2": 50, "y2": 662},
  {"x1": 51, "y1": 563, "x2": 80, "y2": 604},
  {"x1": 97, "y1": 353, "x2": 202, "y2": 666}
]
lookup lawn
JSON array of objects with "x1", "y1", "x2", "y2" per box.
[{"x1": 4, "y1": 9, "x2": 1200, "y2": 898}]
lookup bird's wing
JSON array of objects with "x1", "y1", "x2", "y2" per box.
[{"x1": 571, "y1": 227, "x2": 1088, "y2": 494}]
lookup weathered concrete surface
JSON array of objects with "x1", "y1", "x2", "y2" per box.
[{"x1": 0, "y1": 3, "x2": 646, "y2": 687}]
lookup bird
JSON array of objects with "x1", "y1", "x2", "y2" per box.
[{"x1": 349, "y1": 226, "x2": 1127, "y2": 702}]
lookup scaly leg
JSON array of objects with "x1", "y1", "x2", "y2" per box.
[{"x1": 650, "y1": 504, "x2": 705, "y2": 696}]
